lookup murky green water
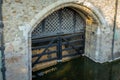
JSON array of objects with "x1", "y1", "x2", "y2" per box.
[{"x1": 33, "y1": 56, "x2": 120, "y2": 80}]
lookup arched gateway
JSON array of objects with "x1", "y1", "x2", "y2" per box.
[
  {"x1": 28, "y1": 1, "x2": 108, "y2": 79},
  {"x1": 32, "y1": 7, "x2": 85, "y2": 70}
]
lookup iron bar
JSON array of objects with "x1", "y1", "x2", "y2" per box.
[
  {"x1": 42, "y1": 20, "x2": 45, "y2": 32},
  {"x1": 62, "y1": 53, "x2": 81, "y2": 58},
  {"x1": 61, "y1": 33, "x2": 84, "y2": 39},
  {"x1": 62, "y1": 45, "x2": 83, "y2": 51},
  {"x1": 36, "y1": 57, "x2": 58, "y2": 64},
  {"x1": 111, "y1": 0, "x2": 118, "y2": 60},
  {"x1": 32, "y1": 44, "x2": 57, "y2": 50},
  {"x1": 0, "y1": 1, "x2": 6, "y2": 80},
  {"x1": 32, "y1": 36, "x2": 56, "y2": 43},
  {"x1": 32, "y1": 51, "x2": 57, "y2": 58},
  {"x1": 73, "y1": 11, "x2": 76, "y2": 32},
  {"x1": 109, "y1": 1, "x2": 118, "y2": 80},
  {"x1": 58, "y1": 9, "x2": 62, "y2": 32},
  {"x1": 57, "y1": 36, "x2": 62, "y2": 60},
  {"x1": 62, "y1": 39, "x2": 84, "y2": 45}
]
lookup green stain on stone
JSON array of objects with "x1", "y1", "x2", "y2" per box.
[
  {"x1": 114, "y1": 30, "x2": 119, "y2": 40},
  {"x1": 115, "y1": 33, "x2": 118, "y2": 40}
]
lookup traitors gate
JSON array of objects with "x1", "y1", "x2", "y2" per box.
[
  {"x1": 1, "y1": 0, "x2": 119, "y2": 80},
  {"x1": 32, "y1": 7, "x2": 85, "y2": 76}
]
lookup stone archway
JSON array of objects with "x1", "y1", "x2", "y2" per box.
[{"x1": 28, "y1": 0, "x2": 108, "y2": 79}]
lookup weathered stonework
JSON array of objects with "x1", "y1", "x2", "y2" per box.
[{"x1": 0, "y1": 0, "x2": 120, "y2": 80}]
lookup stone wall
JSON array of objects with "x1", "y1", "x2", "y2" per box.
[
  {"x1": 2, "y1": 0, "x2": 59, "y2": 80},
  {"x1": 85, "y1": 0, "x2": 115, "y2": 62},
  {"x1": 1, "y1": 0, "x2": 120, "y2": 80}
]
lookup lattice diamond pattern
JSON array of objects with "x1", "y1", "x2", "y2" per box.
[
  {"x1": 75, "y1": 13, "x2": 85, "y2": 32},
  {"x1": 32, "y1": 8, "x2": 85, "y2": 38},
  {"x1": 61, "y1": 8, "x2": 74, "y2": 33},
  {"x1": 32, "y1": 23, "x2": 42, "y2": 36},
  {"x1": 45, "y1": 11, "x2": 59, "y2": 33}
]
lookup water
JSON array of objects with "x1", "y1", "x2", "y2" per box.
[{"x1": 33, "y1": 56, "x2": 120, "y2": 80}]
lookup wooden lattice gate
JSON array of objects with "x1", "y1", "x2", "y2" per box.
[{"x1": 32, "y1": 7, "x2": 86, "y2": 73}]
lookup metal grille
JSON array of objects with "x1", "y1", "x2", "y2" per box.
[
  {"x1": 32, "y1": 23, "x2": 42, "y2": 35},
  {"x1": 75, "y1": 13, "x2": 84, "y2": 32},
  {"x1": 32, "y1": 7, "x2": 85, "y2": 39},
  {"x1": 61, "y1": 8, "x2": 74, "y2": 33},
  {"x1": 45, "y1": 11, "x2": 59, "y2": 33}
]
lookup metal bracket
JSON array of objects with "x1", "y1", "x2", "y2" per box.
[
  {"x1": 57, "y1": 60, "x2": 62, "y2": 62},
  {"x1": 0, "y1": 46, "x2": 5, "y2": 50},
  {"x1": 0, "y1": 22, "x2": 4, "y2": 28},
  {"x1": 1, "y1": 67, "x2": 6, "y2": 73}
]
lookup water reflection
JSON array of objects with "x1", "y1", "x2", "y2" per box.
[{"x1": 33, "y1": 56, "x2": 120, "y2": 80}]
